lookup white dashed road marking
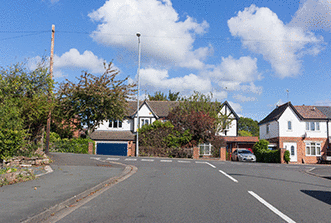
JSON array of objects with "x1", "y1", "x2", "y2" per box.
[
  {"x1": 219, "y1": 170, "x2": 238, "y2": 183},
  {"x1": 160, "y1": 160, "x2": 172, "y2": 163},
  {"x1": 195, "y1": 161, "x2": 207, "y2": 164},
  {"x1": 206, "y1": 162, "x2": 216, "y2": 169},
  {"x1": 141, "y1": 159, "x2": 154, "y2": 162},
  {"x1": 106, "y1": 158, "x2": 120, "y2": 161},
  {"x1": 90, "y1": 157, "x2": 101, "y2": 160},
  {"x1": 248, "y1": 191, "x2": 296, "y2": 223},
  {"x1": 178, "y1": 160, "x2": 191, "y2": 163},
  {"x1": 125, "y1": 158, "x2": 137, "y2": 161}
]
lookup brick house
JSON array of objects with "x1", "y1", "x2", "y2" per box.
[
  {"x1": 90, "y1": 100, "x2": 246, "y2": 156},
  {"x1": 259, "y1": 102, "x2": 331, "y2": 164}
]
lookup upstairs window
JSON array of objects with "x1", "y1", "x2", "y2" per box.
[
  {"x1": 266, "y1": 124, "x2": 270, "y2": 134},
  {"x1": 287, "y1": 121, "x2": 292, "y2": 130},
  {"x1": 306, "y1": 122, "x2": 320, "y2": 131},
  {"x1": 109, "y1": 120, "x2": 122, "y2": 128}
]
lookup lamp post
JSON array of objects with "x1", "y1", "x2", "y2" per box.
[{"x1": 136, "y1": 32, "x2": 141, "y2": 157}]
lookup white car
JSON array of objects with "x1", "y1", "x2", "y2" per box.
[{"x1": 231, "y1": 149, "x2": 256, "y2": 162}]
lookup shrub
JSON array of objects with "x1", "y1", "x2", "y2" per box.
[
  {"x1": 284, "y1": 150, "x2": 290, "y2": 163},
  {"x1": 253, "y1": 139, "x2": 281, "y2": 163},
  {"x1": 49, "y1": 135, "x2": 93, "y2": 154}
]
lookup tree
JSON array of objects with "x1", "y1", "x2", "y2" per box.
[
  {"x1": 168, "y1": 90, "x2": 180, "y2": 101},
  {"x1": 238, "y1": 130, "x2": 252, "y2": 137},
  {"x1": 168, "y1": 92, "x2": 227, "y2": 148},
  {"x1": 148, "y1": 90, "x2": 181, "y2": 101},
  {"x1": 56, "y1": 62, "x2": 135, "y2": 134},
  {"x1": 148, "y1": 91, "x2": 167, "y2": 101},
  {"x1": 238, "y1": 117, "x2": 259, "y2": 137},
  {"x1": 0, "y1": 61, "x2": 53, "y2": 157}
]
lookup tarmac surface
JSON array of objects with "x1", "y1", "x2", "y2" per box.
[
  {"x1": 0, "y1": 152, "x2": 330, "y2": 222},
  {"x1": 0, "y1": 153, "x2": 130, "y2": 223}
]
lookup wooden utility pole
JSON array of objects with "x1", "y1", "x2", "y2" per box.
[{"x1": 45, "y1": 24, "x2": 55, "y2": 154}]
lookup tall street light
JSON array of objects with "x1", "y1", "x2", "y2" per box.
[{"x1": 136, "y1": 32, "x2": 141, "y2": 157}]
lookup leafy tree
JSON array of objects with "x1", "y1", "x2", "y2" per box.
[
  {"x1": 168, "y1": 92, "x2": 227, "y2": 148},
  {"x1": 238, "y1": 117, "x2": 259, "y2": 137},
  {"x1": 168, "y1": 90, "x2": 180, "y2": 101},
  {"x1": 56, "y1": 62, "x2": 135, "y2": 134},
  {"x1": 148, "y1": 91, "x2": 168, "y2": 101},
  {"x1": 148, "y1": 90, "x2": 181, "y2": 101},
  {"x1": 0, "y1": 61, "x2": 53, "y2": 157},
  {"x1": 238, "y1": 130, "x2": 252, "y2": 137}
]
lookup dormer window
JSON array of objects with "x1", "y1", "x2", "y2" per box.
[{"x1": 109, "y1": 120, "x2": 122, "y2": 128}]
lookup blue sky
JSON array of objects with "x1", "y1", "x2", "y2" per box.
[{"x1": 1, "y1": 0, "x2": 331, "y2": 121}]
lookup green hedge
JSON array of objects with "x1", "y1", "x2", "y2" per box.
[
  {"x1": 253, "y1": 139, "x2": 281, "y2": 163},
  {"x1": 48, "y1": 132, "x2": 93, "y2": 154}
]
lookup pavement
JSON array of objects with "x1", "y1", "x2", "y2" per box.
[
  {"x1": 0, "y1": 153, "x2": 136, "y2": 223},
  {"x1": 306, "y1": 165, "x2": 331, "y2": 180}
]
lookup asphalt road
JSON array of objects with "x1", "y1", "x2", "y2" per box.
[{"x1": 52, "y1": 156, "x2": 331, "y2": 223}]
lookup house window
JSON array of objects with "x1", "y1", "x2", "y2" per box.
[
  {"x1": 266, "y1": 124, "x2": 270, "y2": 134},
  {"x1": 306, "y1": 122, "x2": 320, "y2": 131},
  {"x1": 199, "y1": 143, "x2": 212, "y2": 156},
  {"x1": 306, "y1": 142, "x2": 321, "y2": 156},
  {"x1": 140, "y1": 118, "x2": 150, "y2": 128},
  {"x1": 109, "y1": 120, "x2": 122, "y2": 128},
  {"x1": 288, "y1": 121, "x2": 292, "y2": 130}
]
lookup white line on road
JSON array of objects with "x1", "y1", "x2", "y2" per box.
[
  {"x1": 206, "y1": 162, "x2": 216, "y2": 168},
  {"x1": 160, "y1": 160, "x2": 172, "y2": 163},
  {"x1": 308, "y1": 167, "x2": 315, "y2": 171},
  {"x1": 141, "y1": 159, "x2": 154, "y2": 162},
  {"x1": 90, "y1": 157, "x2": 101, "y2": 160},
  {"x1": 195, "y1": 161, "x2": 207, "y2": 164},
  {"x1": 248, "y1": 191, "x2": 296, "y2": 223},
  {"x1": 219, "y1": 170, "x2": 238, "y2": 183},
  {"x1": 125, "y1": 158, "x2": 137, "y2": 161},
  {"x1": 106, "y1": 158, "x2": 120, "y2": 161},
  {"x1": 178, "y1": 160, "x2": 191, "y2": 163}
]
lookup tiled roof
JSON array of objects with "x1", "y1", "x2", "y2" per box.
[
  {"x1": 223, "y1": 136, "x2": 259, "y2": 143},
  {"x1": 316, "y1": 106, "x2": 331, "y2": 119},
  {"x1": 259, "y1": 102, "x2": 291, "y2": 125},
  {"x1": 127, "y1": 101, "x2": 180, "y2": 117},
  {"x1": 294, "y1": 106, "x2": 327, "y2": 120},
  {"x1": 90, "y1": 130, "x2": 135, "y2": 141}
]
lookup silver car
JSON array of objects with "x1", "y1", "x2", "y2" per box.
[{"x1": 231, "y1": 149, "x2": 256, "y2": 162}]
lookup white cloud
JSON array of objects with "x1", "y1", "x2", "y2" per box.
[
  {"x1": 233, "y1": 94, "x2": 257, "y2": 102},
  {"x1": 228, "y1": 4, "x2": 324, "y2": 78},
  {"x1": 206, "y1": 56, "x2": 262, "y2": 94},
  {"x1": 289, "y1": 0, "x2": 331, "y2": 32},
  {"x1": 54, "y1": 48, "x2": 106, "y2": 74},
  {"x1": 315, "y1": 99, "x2": 331, "y2": 106},
  {"x1": 208, "y1": 56, "x2": 261, "y2": 82},
  {"x1": 88, "y1": 0, "x2": 210, "y2": 69},
  {"x1": 138, "y1": 67, "x2": 212, "y2": 92},
  {"x1": 228, "y1": 101, "x2": 242, "y2": 114}
]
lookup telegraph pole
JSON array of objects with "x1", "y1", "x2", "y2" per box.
[{"x1": 45, "y1": 24, "x2": 55, "y2": 154}]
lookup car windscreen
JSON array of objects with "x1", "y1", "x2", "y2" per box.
[{"x1": 238, "y1": 150, "x2": 252, "y2": 154}]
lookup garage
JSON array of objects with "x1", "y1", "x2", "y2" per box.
[{"x1": 96, "y1": 143, "x2": 128, "y2": 156}]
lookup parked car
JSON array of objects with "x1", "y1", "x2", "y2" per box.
[{"x1": 231, "y1": 149, "x2": 256, "y2": 162}]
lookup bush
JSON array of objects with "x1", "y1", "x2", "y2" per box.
[
  {"x1": 49, "y1": 135, "x2": 93, "y2": 154},
  {"x1": 284, "y1": 150, "x2": 290, "y2": 163},
  {"x1": 139, "y1": 146, "x2": 192, "y2": 158},
  {"x1": 253, "y1": 139, "x2": 281, "y2": 163}
]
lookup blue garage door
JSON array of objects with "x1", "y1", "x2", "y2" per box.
[{"x1": 97, "y1": 143, "x2": 127, "y2": 156}]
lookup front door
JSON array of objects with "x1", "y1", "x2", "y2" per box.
[{"x1": 284, "y1": 142, "x2": 297, "y2": 162}]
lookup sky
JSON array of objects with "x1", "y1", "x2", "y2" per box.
[{"x1": 1, "y1": 0, "x2": 331, "y2": 121}]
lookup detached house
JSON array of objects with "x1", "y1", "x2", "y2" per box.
[
  {"x1": 259, "y1": 102, "x2": 331, "y2": 164},
  {"x1": 90, "y1": 100, "x2": 257, "y2": 157}
]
